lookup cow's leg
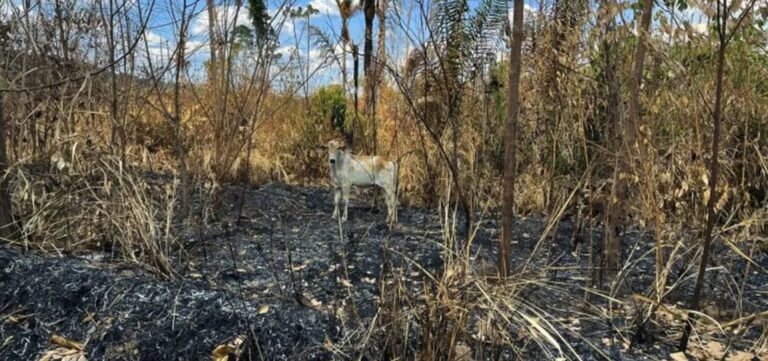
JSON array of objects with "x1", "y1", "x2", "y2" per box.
[
  {"x1": 332, "y1": 187, "x2": 341, "y2": 219},
  {"x1": 385, "y1": 186, "x2": 397, "y2": 225},
  {"x1": 383, "y1": 187, "x2": 392, "y2": 224},
  {"x1": 341, "y1": 185, "x2": 350, "y2": 222}
]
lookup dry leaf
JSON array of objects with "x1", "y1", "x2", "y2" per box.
[
  {"x1": 340, "y1": 278, "x2": 353, "y2": 288},
  {"x1": 40, "y1": 335, "x2": 88, "y2": 361},
  {"x1": 670, "y1": 352, "x2": 689, "y2": 361},
  {"x1": 50, "y1": 335, "x2": 84, "y2": 352},
  {"x1": 705, "y1": 341, "x2": 725, "y2": 359},
  {"x1": 189, "y1": 273, "x2": 203, "y2": 279},
  {"x1": 82, "y1": 312, "x2": 95, "y2": 323},
  {"x1": 212, "y1": 335, "x2": 245, "y2": 361},
  {"x1": 39, "y1": 347, "x2": 87, "y2": 361},
  {"x1": 323, "y1": 336, "x2": 334, "y2": 350},
  {"x1": 258, "y1": 305, "x2": 269, "y2": 314},
  {"x1": 361, "y1": 277, "x2": 376, "y2": 284},
  {"x1": 7, "y1": 312, "x2": 33, "y2": 323},
  {"x1": 299, "y1": 293, "x2": 323, "y2": 309},
  {"x1": 291, "y1": 263, "x2": 307, "y2": 272},
  {"x1": 211, "y1": 344, "x2": 233, "y2": 361}
]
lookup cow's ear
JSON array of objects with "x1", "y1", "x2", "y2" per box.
[{"x1": 338, "y1": 142, "x2": 348, "y2": 150}]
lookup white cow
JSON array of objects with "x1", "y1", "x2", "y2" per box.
[{"x1": 321, "y1": 140, "x2": 398, "y2": 226}]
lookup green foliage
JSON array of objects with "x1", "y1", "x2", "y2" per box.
[
  {"x1": 283, "y1": 85, "x2": 349, "y2": 179},
  {"x1": 287, "y1": 5, "x2": 320, "y2": 18},
  {"x1": 312, "y1": 85, "x2": 347, "y2": 128},
  {"x1": 247, "y1": 0, "x2": 273, "y2": 47},
  {"x1": 233, "y1": 24, "x2": 255, "y2": 54}
]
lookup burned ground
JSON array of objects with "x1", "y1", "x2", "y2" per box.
[{"x1": 1, "y1": 181, "x2": 766, "y2": 360}]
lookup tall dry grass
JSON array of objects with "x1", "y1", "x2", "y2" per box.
[{"x1": 5, "y1": 139, "x2": 183, "y2": 277}]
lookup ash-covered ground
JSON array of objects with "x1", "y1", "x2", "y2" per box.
[{"x1": 1, "y1": 181, "x2": 766, "y2": 360}]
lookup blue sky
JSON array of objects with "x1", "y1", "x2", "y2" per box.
[
  {"x1": 138, "y1": 0, "x2": 536, "y2": 85},
  {"x1": 149, "y1": 0, "x2": 714, "y2": 84},
  {"x1": 0, "y1": 0, "x2": 724, "y2": 87}
]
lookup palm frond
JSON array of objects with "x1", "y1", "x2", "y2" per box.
[
  {"x1": 309, "y1": 25, "x2": 341, "y2": 67},
  {"x1": 465, "y1": 0, "x2": 508, "y2": 78},
  {"x1": 427, "y1": 0, "x2": 508, "y2": 84}
]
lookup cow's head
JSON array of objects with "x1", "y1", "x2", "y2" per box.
[{"x1": 322, "y1": 139, "x2": 347, "y2": 165}]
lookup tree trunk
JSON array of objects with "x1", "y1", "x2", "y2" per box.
[
  {"x1": 373, "y1": 0, "x2": 387, "y2": 155},
  {"x1": 0, "y1": 96, "x2": 17, "y2": 242},
  {"x1": 591, "y1": 0, "x2": 622, "y2": 286},
  {"x1": 500, "y1": 0, "x2": 524, "y2": 278},
  {"x1": 680, "y1": 0, "x2": 730, "y2": 350},
  {"x1": 207, "y1": 0, "x2": 218, "y2": 63},
  {"x1": 206, "y1": 0, "x2": 221, "y2": 170},
  {"x1": 603, "y1": 0, "x2": 652, "y2": 276},
  {"x1": 363, "y1": 0, "x2": 375, "y2": 128},
  {"x1": 175, "y1": 1, "x2": 191, "y2": 218}
]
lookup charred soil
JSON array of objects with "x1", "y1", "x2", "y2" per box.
[{"x1": 1, "y1": 180, "x2": 766, "y2": 360}]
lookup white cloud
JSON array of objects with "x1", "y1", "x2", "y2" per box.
[
  {"x1": 268, "y1": 7, "x2": 294, "y2": 35},
  {"x1": 185, "y1": 39, "x2": 206, "y2": 55},
  {"x1": 138, "y1": 31, "x2": 172, "y2": 64},
  {"x1": 310, "y1": 0, "x2": 339, "y2": 16},
  {"x1": 309, "y1": 0, "x2": 362, "y2": 17},
  {"x1": 137, "y1": 30, "x2": 203, "y2": 65},
  {"x1": 191, "y1": 4, "x2": 251, "y2": 38},
  {"x1": 144, "y1": 31, "x2": 167, "y2": 47},
  {"x1": 276, "y1": 45, "x2": 300, "y2": 58}
]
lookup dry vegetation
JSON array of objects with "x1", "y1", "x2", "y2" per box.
[{"x1": 0, "y1": 0, "x2": 767, "y2": 359}]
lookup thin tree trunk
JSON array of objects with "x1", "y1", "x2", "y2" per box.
[
  {"x1": 174, "y1": 0, "x2": 191, "y2": 218},
  {"x1": 206, "y1": 0, "x2": 222, "y2": 170},
  {"x1": 373, "y1": 0, "x2": 386, "y2": 155},
  {"x1": 500, "y1": 0, "x2": 524, "y2": 278},
  {"x1": 106, "y1": 0, "x2": 122, "y2": 160},
  {"x1": 593, "y1": 0, "x2": 622, "y2": 287},
  {"x1": 604, "y1": 0, "x2": 652, "y2": 276},
  {"x1": 363, "y1": 0, "x2": 375, "y2": 123},
  {"x1": 0, "y1": 95, "x2": 17, "y2": 242},
  {"x1": 679, "y1": 0, "x2": 728, "y2": 350},
  {"x1": 207, "y1": 0, "x2": 218, "y2": 67},
  {"x1": 353, "y1": 44, "x2": 362, "y2": 150}
]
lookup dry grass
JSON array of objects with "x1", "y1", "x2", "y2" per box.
[{"x1": 5, "y1": 144, "x2": 182, "y2": 278}]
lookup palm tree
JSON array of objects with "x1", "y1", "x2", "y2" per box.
[{"x1": 402, "y1": 0, "x2": 509, "y2": 244}]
